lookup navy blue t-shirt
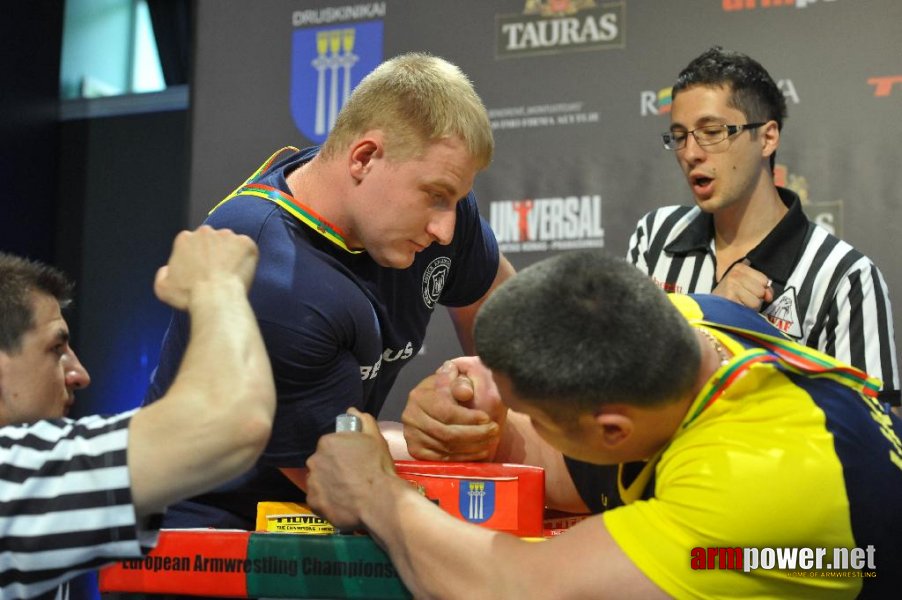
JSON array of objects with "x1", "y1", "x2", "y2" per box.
[{"x1": 144, "y1": 147, "x2": 499, "y2": 528}]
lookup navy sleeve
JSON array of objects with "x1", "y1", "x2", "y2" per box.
[
  {"x1": 255, "y1": 315, "x2": 370, "y2": 466},
  {"x1": 143, "y1": 311, "x2": 187, "y2": 405}
]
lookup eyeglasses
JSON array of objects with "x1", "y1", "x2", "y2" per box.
[{"x1": 661, "y1": 122, "x2": 767, "y2": 152}]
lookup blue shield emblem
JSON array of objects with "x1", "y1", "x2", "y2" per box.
[
  {"x1": 458, "y1": 480, "x2": 496, "y2": 523},
  {"x1": 290, "y1": 21, "x2": 383, "y2": 144}
]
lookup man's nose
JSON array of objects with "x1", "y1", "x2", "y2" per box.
[
  {"x1": 64, "y1": 350, "x2": 91, "y2": 390},
  {"x1": 427, "y1": 210, "x2": 456, "y2": 246},
  {"x1": 679, "y1": 132, "x2": 708, "y2": 163}
]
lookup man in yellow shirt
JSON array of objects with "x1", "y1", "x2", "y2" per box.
[{"x1": 307, "y1": 249, "x2": 901, "y2": 599}]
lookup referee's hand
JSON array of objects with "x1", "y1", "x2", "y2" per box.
[{"x1": 713, "y1": 260, "x2": 774, "y2": 310}]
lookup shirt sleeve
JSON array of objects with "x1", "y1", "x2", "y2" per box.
[
  {"x1": 256, "y1": 315, "x2": 372, "y2": 466},
  {"x1": 626, "y1": 211, "x2": 652, "y2": 273},
  {"x1": 810, "y1": 260, "x2": 900, "y2": 406}
]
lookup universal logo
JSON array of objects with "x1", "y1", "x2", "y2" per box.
[
  {"x1": 490, "y1": 195, "x2": 605, "y2": 254},
  {"x1": 496, "y1": 0, "x2": 625, "y2": 59}
]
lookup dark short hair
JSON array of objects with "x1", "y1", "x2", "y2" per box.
[
  {"x1": 475, "y1": 250, "x2": 700, "y2": 418},
  {"x1": 0, "y1": 253, "x2": 73, "y2": 353},
  {"x1": 673, "y1": 46, "x2": 787, "y2": 171}
]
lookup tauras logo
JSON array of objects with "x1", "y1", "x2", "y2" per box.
[
  {"x1": 490, "y1": 195, "x2": 604, "y2": 253},
  {"x1": 496, "y1": 0, "x2": 624, "y2": 59}
]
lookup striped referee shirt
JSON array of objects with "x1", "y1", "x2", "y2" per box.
[
  {"x1": 627, "y1": 187, "x2": 900, "y2": 405},
  {"x1": 0, "y1": 410, "x2": 160, "y2": 599}
]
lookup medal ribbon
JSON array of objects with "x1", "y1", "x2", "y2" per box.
[
  {"x1": 209, "y1": 147, "x2": 363, "y2": 255},
  {"x1": 684, "y1": 321, "x2": 881, "y2": 429}
]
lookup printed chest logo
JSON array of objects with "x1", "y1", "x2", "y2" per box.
[
  {"x1": 763, "y1": 287, "x2": 803, "y2": 339},
  {"x1": 422, "y1": 257, "x2": 451, "y2": 309},
  {"x1": 360, "y1": 343, "x2": 415, "y2": 381},
  {"x1": 458, "y1": 480, "x2": 496, "y2": 524}
]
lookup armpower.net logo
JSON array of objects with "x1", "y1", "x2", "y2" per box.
[{"x1": 691, "y1": 545, "x2": 877, "y2": 577}]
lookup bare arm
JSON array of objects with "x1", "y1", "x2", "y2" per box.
[
  {"x1": 307, "y1": 410, "x2": 663, "y2": 599},
  {"x1": 127, "y1": 227, "x2": 275, "y2": 519},
  {"x1": 448, "y1": 253, "x2": 515, "y2": 354}
]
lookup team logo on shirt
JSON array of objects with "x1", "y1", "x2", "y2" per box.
[
  {"x1": 289, "y1": 8, "x2": 384, "y2": 144},
  {"x1": 459, "y1": 480, "x2": 496, "y2": 523},
  {"x1": 763, "y1": 287, "x2": 803, "y2": 339},
  {"x1": 422, "y1": 257, "x2": 451, "y2": 309}
]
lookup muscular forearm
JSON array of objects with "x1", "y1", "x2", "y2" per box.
[
  {"x1": 362, "y1": 475, "x2": 663, "y2": 599},
  {"x1": 181, "y1": 278, "x2": 274, "y2": 416},
  {"x1": 130, "y1": 278, "x2": 275, "y2": 516},
  {"x1": 363, "y1": 475, "x2": 532, "y2": 599}
]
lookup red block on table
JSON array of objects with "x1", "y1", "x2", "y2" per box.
[
  {"x1": 393, "y1": 461, "x2": 544, "y2": 537},
  {"x1": 99, "y1": 530, "x2": 251, "y2": 597}
]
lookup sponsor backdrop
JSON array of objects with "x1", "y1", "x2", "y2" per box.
[{"x1": 189, "y1": 0, "x2": 902, "y2": 420}]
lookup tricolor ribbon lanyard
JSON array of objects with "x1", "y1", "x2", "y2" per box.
[
  {"x1": 685, "y1": 320, "x2": 881, "y2": 429},
  {"x1": 618, "y1": 323, "x2": 881, "y2": 504},
  {"x1": 208, "y1": 146, "x2": 364, "y2": 255}
]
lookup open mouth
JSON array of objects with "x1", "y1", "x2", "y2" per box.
[{"x1": 690, "y1": 174, "x2": 714, "y2": 197}]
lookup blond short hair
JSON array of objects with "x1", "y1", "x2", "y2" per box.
[{"x1": 320, "y1": 52, "x2": 494, "y2": 169}]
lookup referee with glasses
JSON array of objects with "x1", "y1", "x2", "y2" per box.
[{"x1": 628, "y1": 46, "x2": 899, "y2": 411}]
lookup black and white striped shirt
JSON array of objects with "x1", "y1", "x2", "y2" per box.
[
  {"x1": 0, "y1": 410, "x2": 160, "y2": 599},
  {"x1": 628, "y1": 187, "x2": 900, "y2": 405}
]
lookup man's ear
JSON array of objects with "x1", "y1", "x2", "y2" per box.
[
  {"x1": 348, "y1": 135, "x2": 383, "y2": 183},
  {"x1": 595, "y1": 410, "x2": 634, "y2": 449},
  {"x1": 760, "y1": 120, "x2": 780, "y2": 160}
]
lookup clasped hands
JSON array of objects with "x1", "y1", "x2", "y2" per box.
[{"x1": 306, "y1": 357, "x2": 505, "y2": 529}]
